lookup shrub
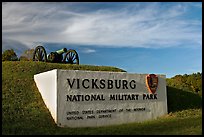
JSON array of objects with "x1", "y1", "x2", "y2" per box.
[
  {"x1": 19, "y1": 49, "x2": 35, "y2": 61},
  {"x1": 2, "y1": 49, "x2": 18, "y2": 61}
]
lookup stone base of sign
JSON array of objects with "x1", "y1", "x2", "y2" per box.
[{"x1": 34, "y1": 69, "x2": 168, "y2": 127}]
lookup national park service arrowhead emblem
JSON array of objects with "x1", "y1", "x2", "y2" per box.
[{"x1": 146, "y1": 74, "x2": 158, "y2": 94}]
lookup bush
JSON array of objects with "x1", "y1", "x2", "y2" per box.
[
  {"x1": 2, "y1": 49, "x2": 18, "y2": 61},
  {"x1": 19, "y1": 56, "x2": 29, "y2": 61},
  {"x1": 19, "y1": 49, "x2": 34, "y2": 61}
]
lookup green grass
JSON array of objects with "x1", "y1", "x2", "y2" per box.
[{"x1": 2, "y1": 61, "x2": 202, "y2": 135}]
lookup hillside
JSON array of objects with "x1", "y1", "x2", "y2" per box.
[{"x1": 2, "y1": 61, "x2": 202, "y2": 135}]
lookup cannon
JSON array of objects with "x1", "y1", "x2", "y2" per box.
[{"x1": 33, "y1": 45, "x2": 79, "y2": 64}]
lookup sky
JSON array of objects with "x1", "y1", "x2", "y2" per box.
[{"x1": 2, "y1": 2, "x2": 202, "y2": 78}]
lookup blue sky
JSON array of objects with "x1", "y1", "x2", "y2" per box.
[{"x1": 2, "y1": 2, "x2": 202, "y2": 78}]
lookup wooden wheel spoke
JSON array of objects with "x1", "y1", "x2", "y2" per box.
[
  {"x1": 69, "y1": 52, "x2": 73, "y2": 59},
  {"x1": 69, "y1": 52, "x2": 72, "y2": 58},
  {"x1": 34, "y1": 52, "x2": 38, "y2": 60},
  {"x1": 39, "y1": 49, "x2": 43, "y2": 60},
  {"x1": 67, "y1": 53, "x2": 71, "y2": 59},
  {"x1": 40, "y1": 49, "x2": 44, "y2": 61},
  {"x1": 69, "y1": 53, "x2": 74, "y2": 60},
  {"x1": 71, "y1": 53, "x2": 75, "y2": 59},
  {"x1": 41, "y1": 52, "x2": 45, "y2": 60},
  {"x1": 72, "y1": 57, "x2": 76, "y2": 61}
]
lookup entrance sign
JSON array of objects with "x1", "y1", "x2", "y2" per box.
[{"x1": 34, "y1": 69, "x2": 168, "y2": 127}]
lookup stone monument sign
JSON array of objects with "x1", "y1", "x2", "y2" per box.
[{"x1": 34, "y1": 69, "x2": 168, "y2": 127}]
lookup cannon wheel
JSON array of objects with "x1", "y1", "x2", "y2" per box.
[
  {"x1": 33, "y1": 46, "x2": 47, "y2": 62},
  {"x1": 63, "y1": 49, "x2": 79, "y2": 64}
]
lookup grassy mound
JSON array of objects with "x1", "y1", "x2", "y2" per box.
[
  {"x1": 2, "y1": 61, "x2": 202, "y2": 135},
  {"x1": 167, "y1": 86, "x2": 202, "y2": 113}
]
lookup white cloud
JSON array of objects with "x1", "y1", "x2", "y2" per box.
[
  {"x1": 2, "y1": 2, "x2": 202, "y2": 50},
  {"x1": 82, "y1": 48, "x2": 96, "y2": 53}
]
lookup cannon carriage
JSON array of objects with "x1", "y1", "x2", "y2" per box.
[{"x1": 33, "y1": 45, "x2": 79, "y2": 64}]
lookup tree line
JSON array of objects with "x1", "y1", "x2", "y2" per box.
[
  {"x1": 2, "y1": 48, "x2": 34, "y2": 61},
  {"x1": 167, "y1": 72, "x2": 202, "y2": 96}
]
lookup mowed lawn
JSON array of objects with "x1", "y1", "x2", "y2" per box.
[{"x1": 2, "y1": 61, "x2": 202, "y2": 135}]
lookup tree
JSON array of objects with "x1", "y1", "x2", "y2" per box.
[
  {"x1": 167, "y1": 72, "x2": 202, "y2": 96},
  {"x1": 2, "y1": 49, "x2": 18, "y2": 61},
  {"x1": 19, "y1": 49, "x2": 35, "y2": 61}
]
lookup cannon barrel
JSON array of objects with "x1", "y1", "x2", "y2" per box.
[
  {"x1": 56, "y1": 48, "x2": 67, "y2": 55},
  {"x1": 47, "y1": 48, "x2": 67, "y2": 62}
]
